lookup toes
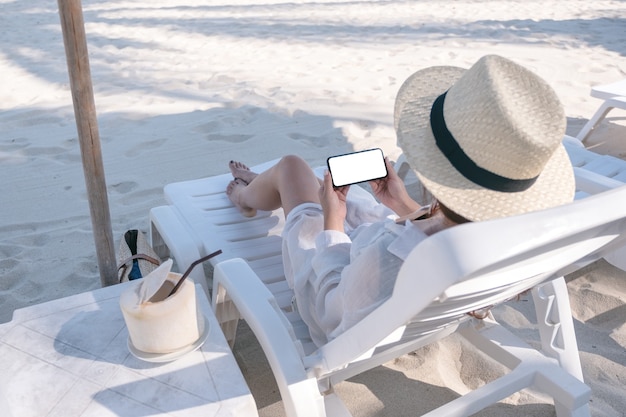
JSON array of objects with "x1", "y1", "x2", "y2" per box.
[
  {"x1": 226, "y1": 179, "x2": 236, "y2": 196},
  {"x1": 226, "y1": 178, "x2": 245, "y2": 196},
  {"x1": 229, "y1": 160, "x2": 250, "y2": 171},
  {"x1": 229, "y1": 161, "x2": 257, "y2": 187}
]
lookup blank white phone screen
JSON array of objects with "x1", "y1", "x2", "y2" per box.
[{"x1": 327, "y1": 148, "x2": 387, "y2": 187}]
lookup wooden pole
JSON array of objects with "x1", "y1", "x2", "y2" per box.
[{"x1": 58, "y1": 0, "x2": 117, "y2": 287}]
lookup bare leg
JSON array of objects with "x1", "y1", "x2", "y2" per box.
[{"x1": 226, "y1": 155, "x2": 321, "y2": 217}]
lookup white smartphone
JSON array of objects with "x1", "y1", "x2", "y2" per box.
[{"x1": 327, "y1": 148, "x2": 388, "y2": 187}]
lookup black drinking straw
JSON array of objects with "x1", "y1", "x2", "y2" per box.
[{"x1": 167, "y1": 250, "x2": 223, "y2": 298}]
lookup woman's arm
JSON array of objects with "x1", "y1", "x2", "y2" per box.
[
  {"x1": 370, "y1": 157, "x2": 421, "y2": 217},
  {"x1": 310, "y1": 224, "x2": 405, "y2": 344},
  {"x1": 319, "y1": 170, "x2": 350, "y2": 232}
]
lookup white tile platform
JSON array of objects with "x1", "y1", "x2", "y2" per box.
[{"x1": 0, "y1": 282, "x2": 258, "y2": 417}]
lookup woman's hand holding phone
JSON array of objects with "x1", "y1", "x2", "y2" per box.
[
  {"x1": 325, "y1": 148, "x2": 420, "y2": 223},
  {"x1": 370, "y1": 158, "x2": 422, "y2": 217}
]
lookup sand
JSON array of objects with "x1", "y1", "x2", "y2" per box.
[{"x1": 1, "y1": 0, "x2": 625, "y2": 415}]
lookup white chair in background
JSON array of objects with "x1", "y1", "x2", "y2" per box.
[{"x1": 576, "y1": 79, "x2": 626, "y2": 143}]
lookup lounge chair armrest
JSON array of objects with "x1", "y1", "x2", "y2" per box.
[
  {"x1": 212, "y1": 258, "x2": 325, "y2": 417},
  {"x1": 149, "y1": 206, "x2": 208, "y2": 294},
  {"x1": 573, "y1": 167, "x2": 624, "y2": 195}
]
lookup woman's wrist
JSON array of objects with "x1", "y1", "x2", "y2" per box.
[
  {"x1": 324, "y1": 216, "x2": 345, "y2": 233},
  {"x1": 392, "y1": 198, "x2": 421, "y2": 217}
]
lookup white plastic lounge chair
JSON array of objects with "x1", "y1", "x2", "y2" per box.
[
  {"x1": 575, "y1": 79, "x2": 626, "y2": 143},
  {"x1": 149, "y1": 159, "x2": 626, "y2": 417}
]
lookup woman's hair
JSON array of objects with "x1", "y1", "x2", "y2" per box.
[
  {"x1": 418, "y1": 183, "x2": 470, "y2": 224},
  {"x1": 432, "y1": 200, "x2": 471, "y2": 224}
]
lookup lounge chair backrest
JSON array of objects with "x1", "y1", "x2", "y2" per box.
[{"x1": 315, "y1": 185, "x2": 626, "y2": 374}]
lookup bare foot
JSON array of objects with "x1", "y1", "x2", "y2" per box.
[
  {"x1": 226, "y1": 178, "x2": 257, "y2": 217},
  {"x1": 229, "y1": 160, "x2": 257, "y2": 185}
]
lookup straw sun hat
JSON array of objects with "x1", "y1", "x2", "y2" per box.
[{"x1": 395, "y1": 55, "x2": 575, "y2": 222}]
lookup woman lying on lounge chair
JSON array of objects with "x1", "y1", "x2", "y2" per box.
[{"x1": 225, "y1": 55, "x2": 575, "y2": 346}]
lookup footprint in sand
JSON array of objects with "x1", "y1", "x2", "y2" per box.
[
  {"x1": 125, "y1": 138, "x2": 167, "y2": 158},
  {"x1": 193, "y1": 120, "x2": 221, "y2": 133},
  {"x1": 59, "y1": 261, "x2": 99, "y2": 293},
  {"x1": 288, "y1": 132, "x2": 343, "y2": 148},
  {"x1": 14, "y1": 279, "x2": 44, "y2": 302},
  {"x1": 0, "y1": 244, "x2": 24, "y2": 258},
  {"x1": 0, "y1": 259, "x2": 22, "y2": 291},
  {"x1": 0, "y1": 137, "x2": 29, "y2": 151},
  {"x1": 10, "y1": 233, "x2": 50, "y2": 248},
  {"x1": 53, "y1": 152, "x2": 82, "y2": 164},
  {"x1": 110, "y1": 181, "x2": 139, "y2": 194},
  {"x1": 116, "y1": 187, "x2": 162, "y2": 207},
  {"x1": 205, "y1": 134, "x2": 254, "y2": 143},
  {"x1": 194, "y1": 117, "x2": 255, "y2": 143}
]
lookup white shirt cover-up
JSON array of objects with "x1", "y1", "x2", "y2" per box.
[{"x1": 281, "y1": 185, "x2": 428, "y2": 347}]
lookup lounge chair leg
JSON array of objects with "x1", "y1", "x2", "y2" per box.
[
  {"x1": 532, "y1": 277, "x2": 584, "y2": 381},
  {"x1": 576, "y1": 100, "x2": 616, "y2": 143},
  {"x1": 213, "y1": 283, "x2": 241, "y2": 347}
]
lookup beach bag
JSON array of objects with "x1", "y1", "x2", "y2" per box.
[{"x1": 117, "y1": 229, "x2": 161, "y2": 283}]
